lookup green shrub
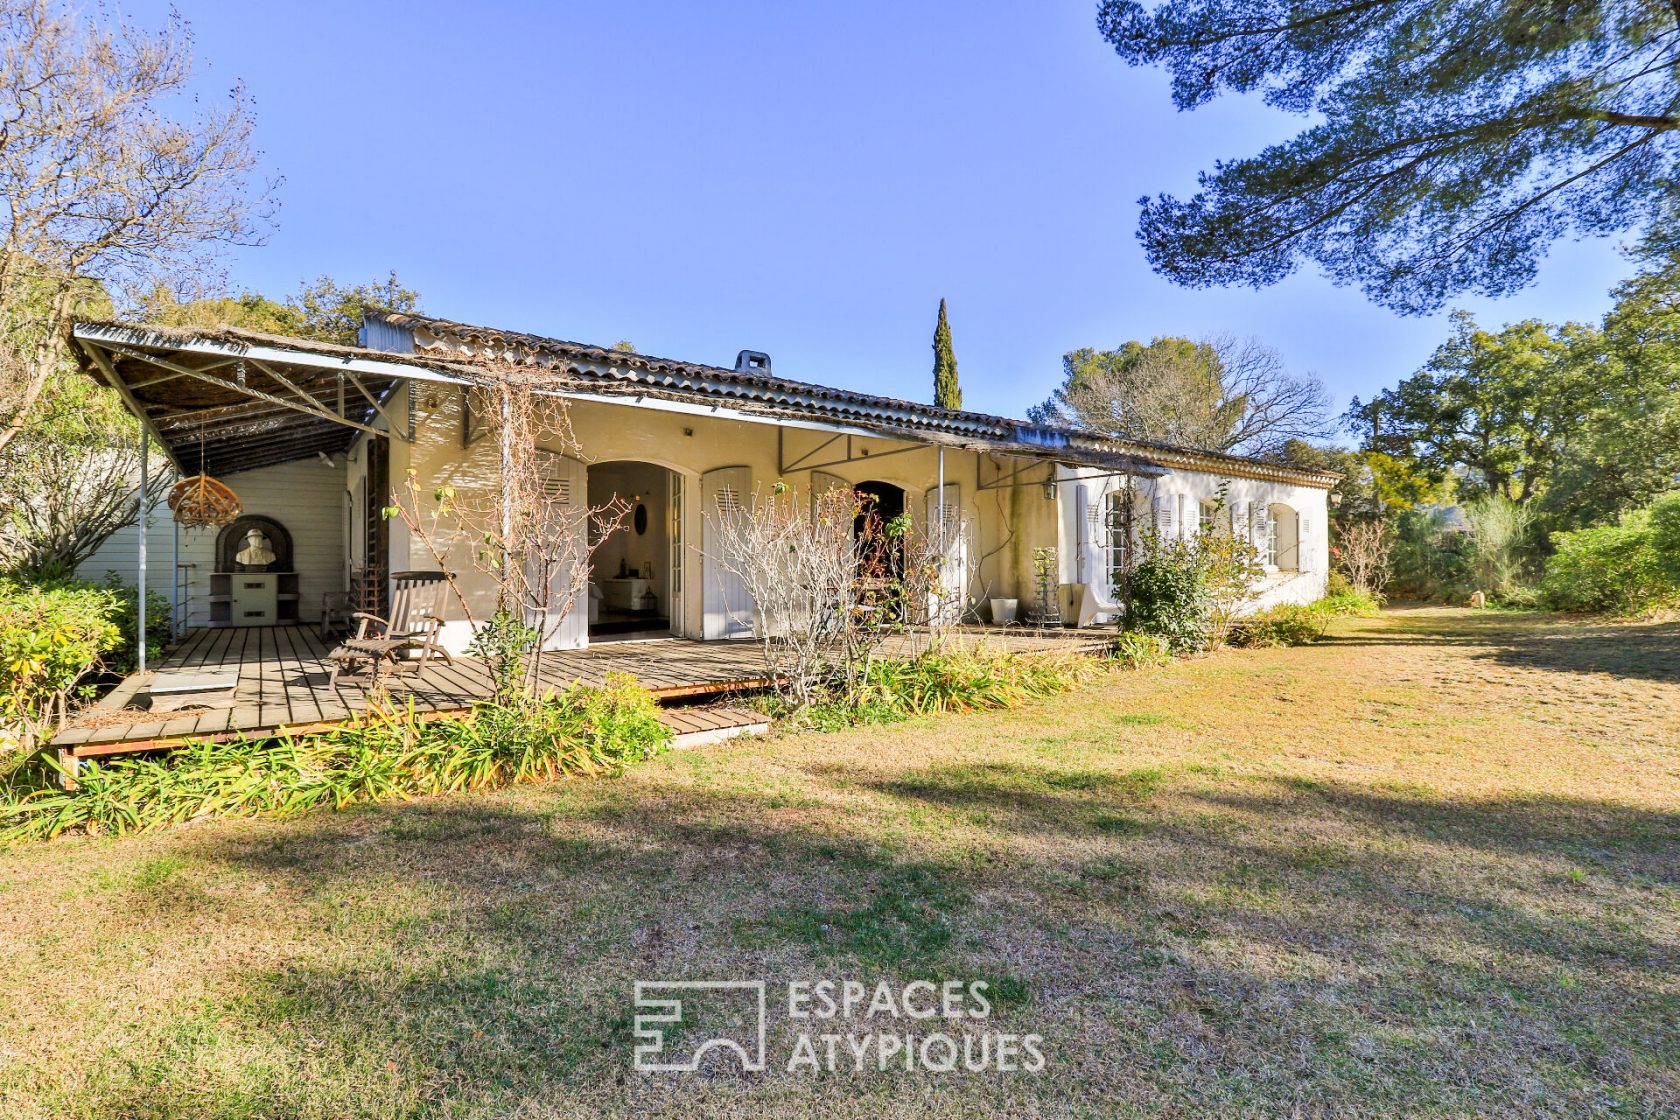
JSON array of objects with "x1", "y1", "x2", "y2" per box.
[
  {"x1": 1540, "y1": 503, "x2": 1678, "y2": 614},
  {"x1": 0, "y1": 579, "x2": 122, "y2": 747},
  {"x1": 100, "y1": 572, "x2": 172, "y2": 674},
  {"x1": 1649, "y1": 491, "x2": 1680, "y2": 583},
  {"x1": 1317, "y1": 590, "x2": 1382, "y2": 617},
  {"x1": 1388, "y1": 507, "x2": 1472, "y2": 600},
  {"x1": 784, "y1": 646, "x2": 1105, "y2": 731},
  {"x1": 1109, "y1": 631, "x2": 1174, "y2": 669},
  {"x1": 0, "y1": 673, "x2": 671, "y2": 841},
  {"x1": 1127, "y1": 536, "x2": 1209, "y2": 653},
  {"x1": 1231, "y1": 604, "x2": 1329, "y2": 648},
  {"x1": 857, "y1": 647, "x2": 1104, "y2": 718}
]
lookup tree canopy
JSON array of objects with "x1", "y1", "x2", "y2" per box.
[
  {"x1": 1351, "y1": 312, "x2": 1596, "y2": 504},
  {"x1": 0, "y1": 0, "x2": 265, "y2": 453},
  {"x1": 1099, "y1": 0, "x2": 1680, "y2": 312},
  {"x1": 140, "y1": 272, "x2": 421, "y2": 346},
  {"x1": 1031, "y1": 334, "x2": 1332, "y2": 456},
  {"x1": 1347, "y1": 260, "x2": 1680, "y2": 530}
]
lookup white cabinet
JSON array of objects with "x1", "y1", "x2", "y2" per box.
[{"x1": 602, "y1": 577, "x2": 654, "y2": 612}]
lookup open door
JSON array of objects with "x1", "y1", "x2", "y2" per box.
[
  {"x1": 702, "y1": 465, "x2": 754, "y2": 640},
  {"x1": 925, "y1": 482, "x2": 967, "y2": 625},
  {"x1": 533, "y1": 451, "x2": 588, "y2": 651}
]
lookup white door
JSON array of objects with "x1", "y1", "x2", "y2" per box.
[
  {"x1": 702, "y1": 465, "x2": 754, "y2": 640},
  {"x1": 925, "y1": 482, "x2": 967, "y2": 625},
  {"x1": 667, "y1": 471, "x2": 685, "y2": 635},
  {"x1": 533, "y1": 452, "x2": 589, "y2": 651}
]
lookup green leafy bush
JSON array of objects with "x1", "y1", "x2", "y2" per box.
[
  {"x1": 1317, "y1": 590, "x2": 1383, "y2": 617},
  {"x1": 1109, "y1": 631, "x2": 1174, "y2": 669},
  {"x1": 1126, "y1": 536, "x2": 1209, "y2": 653},
  {"x1": 0, "y1": 580, "x2": 122, "y2": 747},
  {"x1": 1540, "y1": 504, "x2": 1678, "y2": 614},
  {"x1": 101, "y1": 572, "x2": 172, "y2": 674},
  {"x1": 0, "y1": 673, "x2": 670, "y2": 841},
  {"x1": 1231, "y1": 604, "x2": 1329, "y2": 648}
]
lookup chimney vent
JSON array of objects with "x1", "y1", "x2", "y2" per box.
[{"x1": 735, "y1": 350, "x2": 771, "y2": 375}]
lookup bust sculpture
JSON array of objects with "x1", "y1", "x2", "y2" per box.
[{"x1": 236, "y1": 528, "x2": 276, "y2": 569}]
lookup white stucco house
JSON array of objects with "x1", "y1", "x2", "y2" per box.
[{"x1": 74, "y1": 309, "x2": 1337, "y2": 653}]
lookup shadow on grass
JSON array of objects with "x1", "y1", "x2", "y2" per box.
[
  {"x1": 45, "y1": 591, "x2": 1675, "y2": 1120},
  {"x1": 1318, "y1": 610, "x2": 1680, "y2": 685}
]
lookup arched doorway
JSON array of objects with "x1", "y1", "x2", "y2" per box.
[
  {"x1": 853, "y1": 480, "x2": 908, "y2": 617},
  {"x1": 587, "y1": 460, "x2": 682, "y2": 642},
  {"x1": 852, "y1": 480, "x2": 906, "y2": 539}
]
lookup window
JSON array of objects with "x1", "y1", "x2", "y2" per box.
[
  {"x1": 1104, "y1": 490, "x2": 1128, "y2": 589},
  {"x1": 1199, "y1": 499, "x2": 1217, "y2": 534},
  {"x1": 1267, "y1": 513, "x2": 1279, "y2": 566}
]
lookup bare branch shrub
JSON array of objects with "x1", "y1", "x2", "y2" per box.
[
  {"x1": 706, "y1": 483, "x2": 958, "y2": 707},
  {"x1": 386, "y1": 375, "x2": 627, "y2": 703},
  {"x1": 1338, "y1": 519, "x2": 1394, "y2": 597}
]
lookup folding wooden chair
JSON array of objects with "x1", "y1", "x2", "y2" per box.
[{"x1": 325, "y1": 571, "x2": 454, "y2": 687}]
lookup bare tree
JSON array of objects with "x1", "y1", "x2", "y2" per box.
[
  {"x1": 706, "y1": 484, "x2": 956, "y2": 707},
  {"x1": 0, "y1": 371, "x2": 168, "y2": 576},
  {"x1": 0, "y1": 0, "x2": 267, "y2": 454},
  {"x1": 1033, "y1": 335, "x2": 1332, "y2": 457},
  {"x1": 386, "y1": 376, "x2": 627, "y2": 703},
  {"x1": 1338, "y1": 519, "x2": 1394, "y2": 597}
]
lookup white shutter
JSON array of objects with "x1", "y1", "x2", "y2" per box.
[
  {"x1": 1075, "y1": 483, "x2": 1096, "y2": 585},
  {"x1": 1299, "y1": 515, "x2": 1312, "y2": 571},
  {"x1": 701, "y1": 466, "x2": 755, "y2": 639},
  {"x1": 810, "y1": 471, "x2": 849, "y2": 521},
  {"x1": 1154, "y1": 495, "x2": 1175, "y2": 539},
  {"x1": 532, "y1": 453, "x2": 587, "y2": 651},
  {"x1": 1230, "y1": 500, "x2": 1247, "y2": 539},
  {"x1": 926, "y1": 482, "x2": 966, "y2": 625}
]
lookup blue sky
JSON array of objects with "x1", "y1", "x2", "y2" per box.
[{"x1": 131, "y1": 0, "x2": 1633, "y2": 435}]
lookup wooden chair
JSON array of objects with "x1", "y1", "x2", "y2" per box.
[
  {"x1": 319, "y1": 590, "x2": 353, "y2": 639},
  {"x1": 325, "y1": 571, "x2": 454, "y2": 687}
]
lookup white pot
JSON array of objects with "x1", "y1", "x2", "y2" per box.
[{"x1": 988, "y1": 598, "x2": 1019, "y2": 625}]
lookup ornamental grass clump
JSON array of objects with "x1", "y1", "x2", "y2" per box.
[
  {"x1": 852, "y1": 646, "x2": 1105, "y2": 720},
  {"x1": 0, "y1": 673, "x2": 670, "y2": 841}
]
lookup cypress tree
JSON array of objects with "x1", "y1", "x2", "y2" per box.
[{"x1": 933, "y1": 298, "x2": 962, "y2": 410}]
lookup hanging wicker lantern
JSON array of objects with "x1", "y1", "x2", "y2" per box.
[{"x1": 168, "y1": 473, "x2": 242, "y2": 527}]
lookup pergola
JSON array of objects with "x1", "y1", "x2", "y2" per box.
[{"x1": 71, "y1": 322, "x2": 468, "y2": 670}]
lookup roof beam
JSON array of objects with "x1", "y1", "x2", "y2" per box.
[
  {"x1": 73, "y1": 321, "x2": 469, "y2": 385},
  {"x1": 96, "y1": 342, "x2": 398, "y2": 444},
  {"x1": 77, "y1": 341, "x2": 185, "y2": 473}
]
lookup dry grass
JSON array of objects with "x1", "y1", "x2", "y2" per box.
[{"x1": 1, "y1": 607, "x2": 1676, "y2": 1118}]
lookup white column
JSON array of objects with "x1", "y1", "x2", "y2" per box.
[{"x1": 138, "y1": 429, "x2": 148, "y2": 672}]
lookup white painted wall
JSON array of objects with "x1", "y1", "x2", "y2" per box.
[
  {"x1": 1056, "y1": 463, "x2": 1332, "y2": 613},
  {"x1": 78, "y1": 458, "x2": 349, "y2": 630}
]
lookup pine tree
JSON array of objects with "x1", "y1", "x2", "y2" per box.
[{"x1": 933, "y1": 298, "x2": 962, "y2": 410}]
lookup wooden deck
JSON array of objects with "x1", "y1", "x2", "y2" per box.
[{"x1": 51, "y1": 624, "x2": 1112, "y2": 757}]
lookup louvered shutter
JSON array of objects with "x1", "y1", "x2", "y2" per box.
[
  {"x1": 926, "y1": 482, "x2": 966, "y2": 624},
  {"x1": 1299, "y1": 515, "x2": 1312, "y2": 571},
  {"x1": 532, "y1": 453, "x2": 587, "y2": 651},
  {"x1": 702, "y1": 466, "x2": 755, "y2": 639},
  {"x1": 1075, "y1": 483, "x2": 1096, "y2": 585},
  {"x1": 1154, "y1": 495, "x2": 1175, "y2": 539}
]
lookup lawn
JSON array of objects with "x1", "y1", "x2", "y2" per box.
[{"x1": 2, "y1": 607, "x2": 1676, "y2": 1118}]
